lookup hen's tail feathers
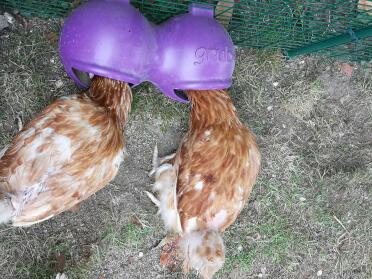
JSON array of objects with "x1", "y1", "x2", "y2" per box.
[
  {"x1": 144, "y1": 190, "x2": 160, "y2": 207},
  {"x1": 149, "y1": 144, "x2": 177, "y2": 178},
  {"x1": 159, "y1": 152, "x2": 176, "y2": 165},
  {"x1": 159, "y1": 235, "x2": 181, "y2": 266},
  {"x1": 148, "y1": 144, "x2": 159, "y2": 177},
  {"x1": 0, "y1": 198, "x2": 14, "y2": 224},
  {"x1": 180, "y1": 230, "x2": 226, "y2": 279}
]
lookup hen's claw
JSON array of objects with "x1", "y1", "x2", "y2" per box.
[{"x1": 148, "y1": 144, "x2": 159, "y2": 177}]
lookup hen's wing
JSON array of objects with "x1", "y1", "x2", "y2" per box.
[
  {"x1": 0, "y1": 96, "x2": 124, "y2": 226},
  {"x1": 175, "y1": 124, "x2": 260, "y2": 233}
]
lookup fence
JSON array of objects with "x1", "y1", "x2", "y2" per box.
[{"x1": 1, "y1": 0, "x2": 371, "y2": 61}]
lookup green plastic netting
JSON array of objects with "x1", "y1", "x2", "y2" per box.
[{"x1": 1, "y1": 0, "x2": 371, "y2": 61}]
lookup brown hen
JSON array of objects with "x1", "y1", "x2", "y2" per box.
[
  {"x1": 147, "y1": 89, "x2": 260, "y2": 279},
  {"x1": 0, "y1": 76, "x2": 132, "y2": 226}
]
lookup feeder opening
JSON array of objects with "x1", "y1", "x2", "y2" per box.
[
  {"x1": 72, "y1": 68, "x2": 135, "y2": 88},
  {"x1": 72, "y1": 68, "x2": 91, "y2": 87},
  {"x1": 174, "y1": 89, "x2": 188, "y2": 101}
]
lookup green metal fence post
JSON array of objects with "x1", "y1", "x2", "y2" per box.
[{"x1": 285, "y1": 26, "x2": 372, "y2": 58}]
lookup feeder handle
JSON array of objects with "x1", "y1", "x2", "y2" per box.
[{"x1": 188, "y1": 3, "x2": 214, "y2": 17}]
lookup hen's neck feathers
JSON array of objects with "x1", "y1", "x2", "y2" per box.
[
  {"x1": 87, "y1": 77, "x2": 132, "y2": 127},
  {"x1": 186, "y1": 89, "x2": 241, "y2": 129}
]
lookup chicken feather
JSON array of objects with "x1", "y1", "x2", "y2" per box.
[
  {"x1": 0, "y1": 76, "x2": 132, "y2": 226},
  {"x1": 176, "y1": 90, "x2": 260, "y2": 233},
  {"x1": 149, "y1": 89, "x2": 260, "y2": 279}
]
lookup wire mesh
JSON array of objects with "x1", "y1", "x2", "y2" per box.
[
  {"x1": 1, "y1": 0, "x2": 74, "y2": 17},
  {"x1": 1, "y1": 0, "x2": 371, "y2": 61}
]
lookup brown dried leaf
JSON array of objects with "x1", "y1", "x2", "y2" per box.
[
  {"x1": 54, "y1": 252, "x2": 65, "y2": 273},
  {"x1": 81, "y1": 245, "x2": 91, "y2": 259},
  {"x1": 130, "y1": 214, "x2": 144, "y2": 228},
  {"x1": 44, "y1": 31, "x2": 58, "y2": 45},
  {"x1": 339, "y1": 63, "x2": 354, "y2": 76},
  {"x1": 127, "y1": 255, "x2": 134, "y2": 265}
]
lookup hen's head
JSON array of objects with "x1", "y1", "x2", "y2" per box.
[
  {"x1": 179, "y1": 230, "x2": 225, "y2": 279},
  {"x1": 88, "y1": 76, "x2": 132, "y2": 125}
]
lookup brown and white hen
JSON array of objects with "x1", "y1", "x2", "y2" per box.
[
  {"x1": 0, "y1": 76, "x2": 132, "y2": 226},
  {"x1": 147, "y1": 89, "x2": 260, "y2": 279}
]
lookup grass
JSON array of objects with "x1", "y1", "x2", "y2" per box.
[
  {"x1": 130, "y1": 82, "x2": 188, "y2": 131},
  {"x1": 225, "y1": 250, "x2": 256, "y2": 272},
  {"x1": 0, "y1": 15, "x2": 371, "y2": 279},
  {"x1": 122, "y1": 224, "x2": 153, "y2": 246},
  {"x1": 222, "y1": 217, "x2": 296, "y2": 273},
  {"x1": 4, "y1": 235, "x2": 80, "y2": 279},
  {"x1": 282, "y1": 79, "x2": 323, "y2": 119},
  {"x1": 15, "y1": 262, "x2": 54, "y2": 279},
  {"x1": 257, "y1": 219, "x2": 293, "y2": 263},
  {"x1": 100, "y1": 223, "x2": 153, "y2": 248},
  {"x1": 254, "y1": 49, "x2": 283, "y2": 72},
  {"x1": 216, "y1": 48, "x2": 371, "y2": 278}
]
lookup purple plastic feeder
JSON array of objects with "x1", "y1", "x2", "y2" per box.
[
  {"x1": 151, "y1": 3, "x2": 235, "y2": 102},
  {"x1": 59, "y1": 1, "x2": 235, "y2": 103},
  {"x1": 59, "y1": 0, "x2": 155, "y2": 87}
]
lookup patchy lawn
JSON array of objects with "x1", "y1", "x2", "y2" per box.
[{"x1": 0, "y1": 15, "x2": 371, "y2": 279}]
